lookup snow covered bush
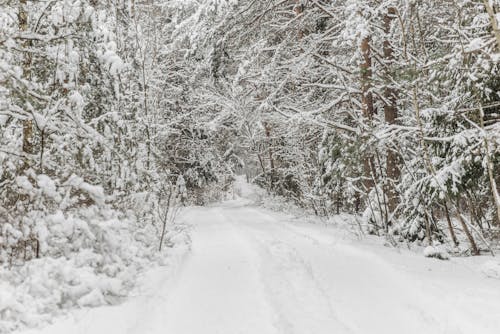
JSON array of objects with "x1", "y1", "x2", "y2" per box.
[
  {"x1": 0, "y1": 208, "x2": 190, "y2": 333},
  {"x1": 0, "y1": 167, "x2": 190, "y2": 331},
  {"x1": 423, "y1": 246, "x2": 450, "y2": 261}
]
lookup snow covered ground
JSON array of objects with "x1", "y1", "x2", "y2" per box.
[{"x1": 15, "y1": 181, "x2": 500, "y2": 334}]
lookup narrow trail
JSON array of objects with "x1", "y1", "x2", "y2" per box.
[
  {"x1": 19, "y1": 197, "x2": 500, "y2": 334},
  {"x1": 148, "y1": 206, "x2": 278, "y2": 334}
]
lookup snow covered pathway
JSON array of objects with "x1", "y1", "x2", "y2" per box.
[{"x1": 19, "y1": 200, "x2": 500, "y2": 334}]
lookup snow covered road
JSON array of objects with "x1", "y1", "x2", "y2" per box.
[{"x1": 19, "y1": 200, "x2": 500, "y2": 334}]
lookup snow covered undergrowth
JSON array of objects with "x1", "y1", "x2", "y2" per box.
[
  {"x1": 12, "y1": 178, "x2": 500, "y2": 334},
  {"x1": 0, "y1": 206, "x2": 190, "y2": 333}
]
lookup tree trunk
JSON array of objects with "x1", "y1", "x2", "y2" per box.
[
  {"x1": 360, "y1": 36, "x2": 374, "y2": 120},
  {"x1": 456, "y1": 203, "x2": 480, "y2": 256},
  {"x1": 263, "y1": 122, "x2": 275, "y2": 189},
  {"x1": 360, "y1": 35, "x2": 375, "y2": 193},
  {"x1": 294, "y1": 0, "x2": 304, "y2": 40},
  {"x1": 479, "y1": 106, "x2": 500, "y2": 226},
  {"x1": 19, "y1": 0, "x2": 34, "y2": 158},
  {"x1": 483, "y1": 0, "x2": 500, "y2": 51},
  {"x1": 263, "y1": 122, "x2": 275, "y2": 171},
  {"x1": 443, "y1": 201, "x2": 459, "y2": 247},
  {"x1": 383, "y1": 7, "x2": 400, "y2": 215}
]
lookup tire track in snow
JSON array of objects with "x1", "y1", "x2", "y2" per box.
[
  {"x1": 156, "y1": 206, "x2": 280, "y2": 334},
  {"x1": 226, "y1": 206, "x2": 466, "y2": 334},
  {"x1": 220, "y1": 206, "x2": 356, "y2": 334}
]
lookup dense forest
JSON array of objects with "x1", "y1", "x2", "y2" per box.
[{"x1": 1, "y1": 0, "x2": 500, "y2": 331}]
